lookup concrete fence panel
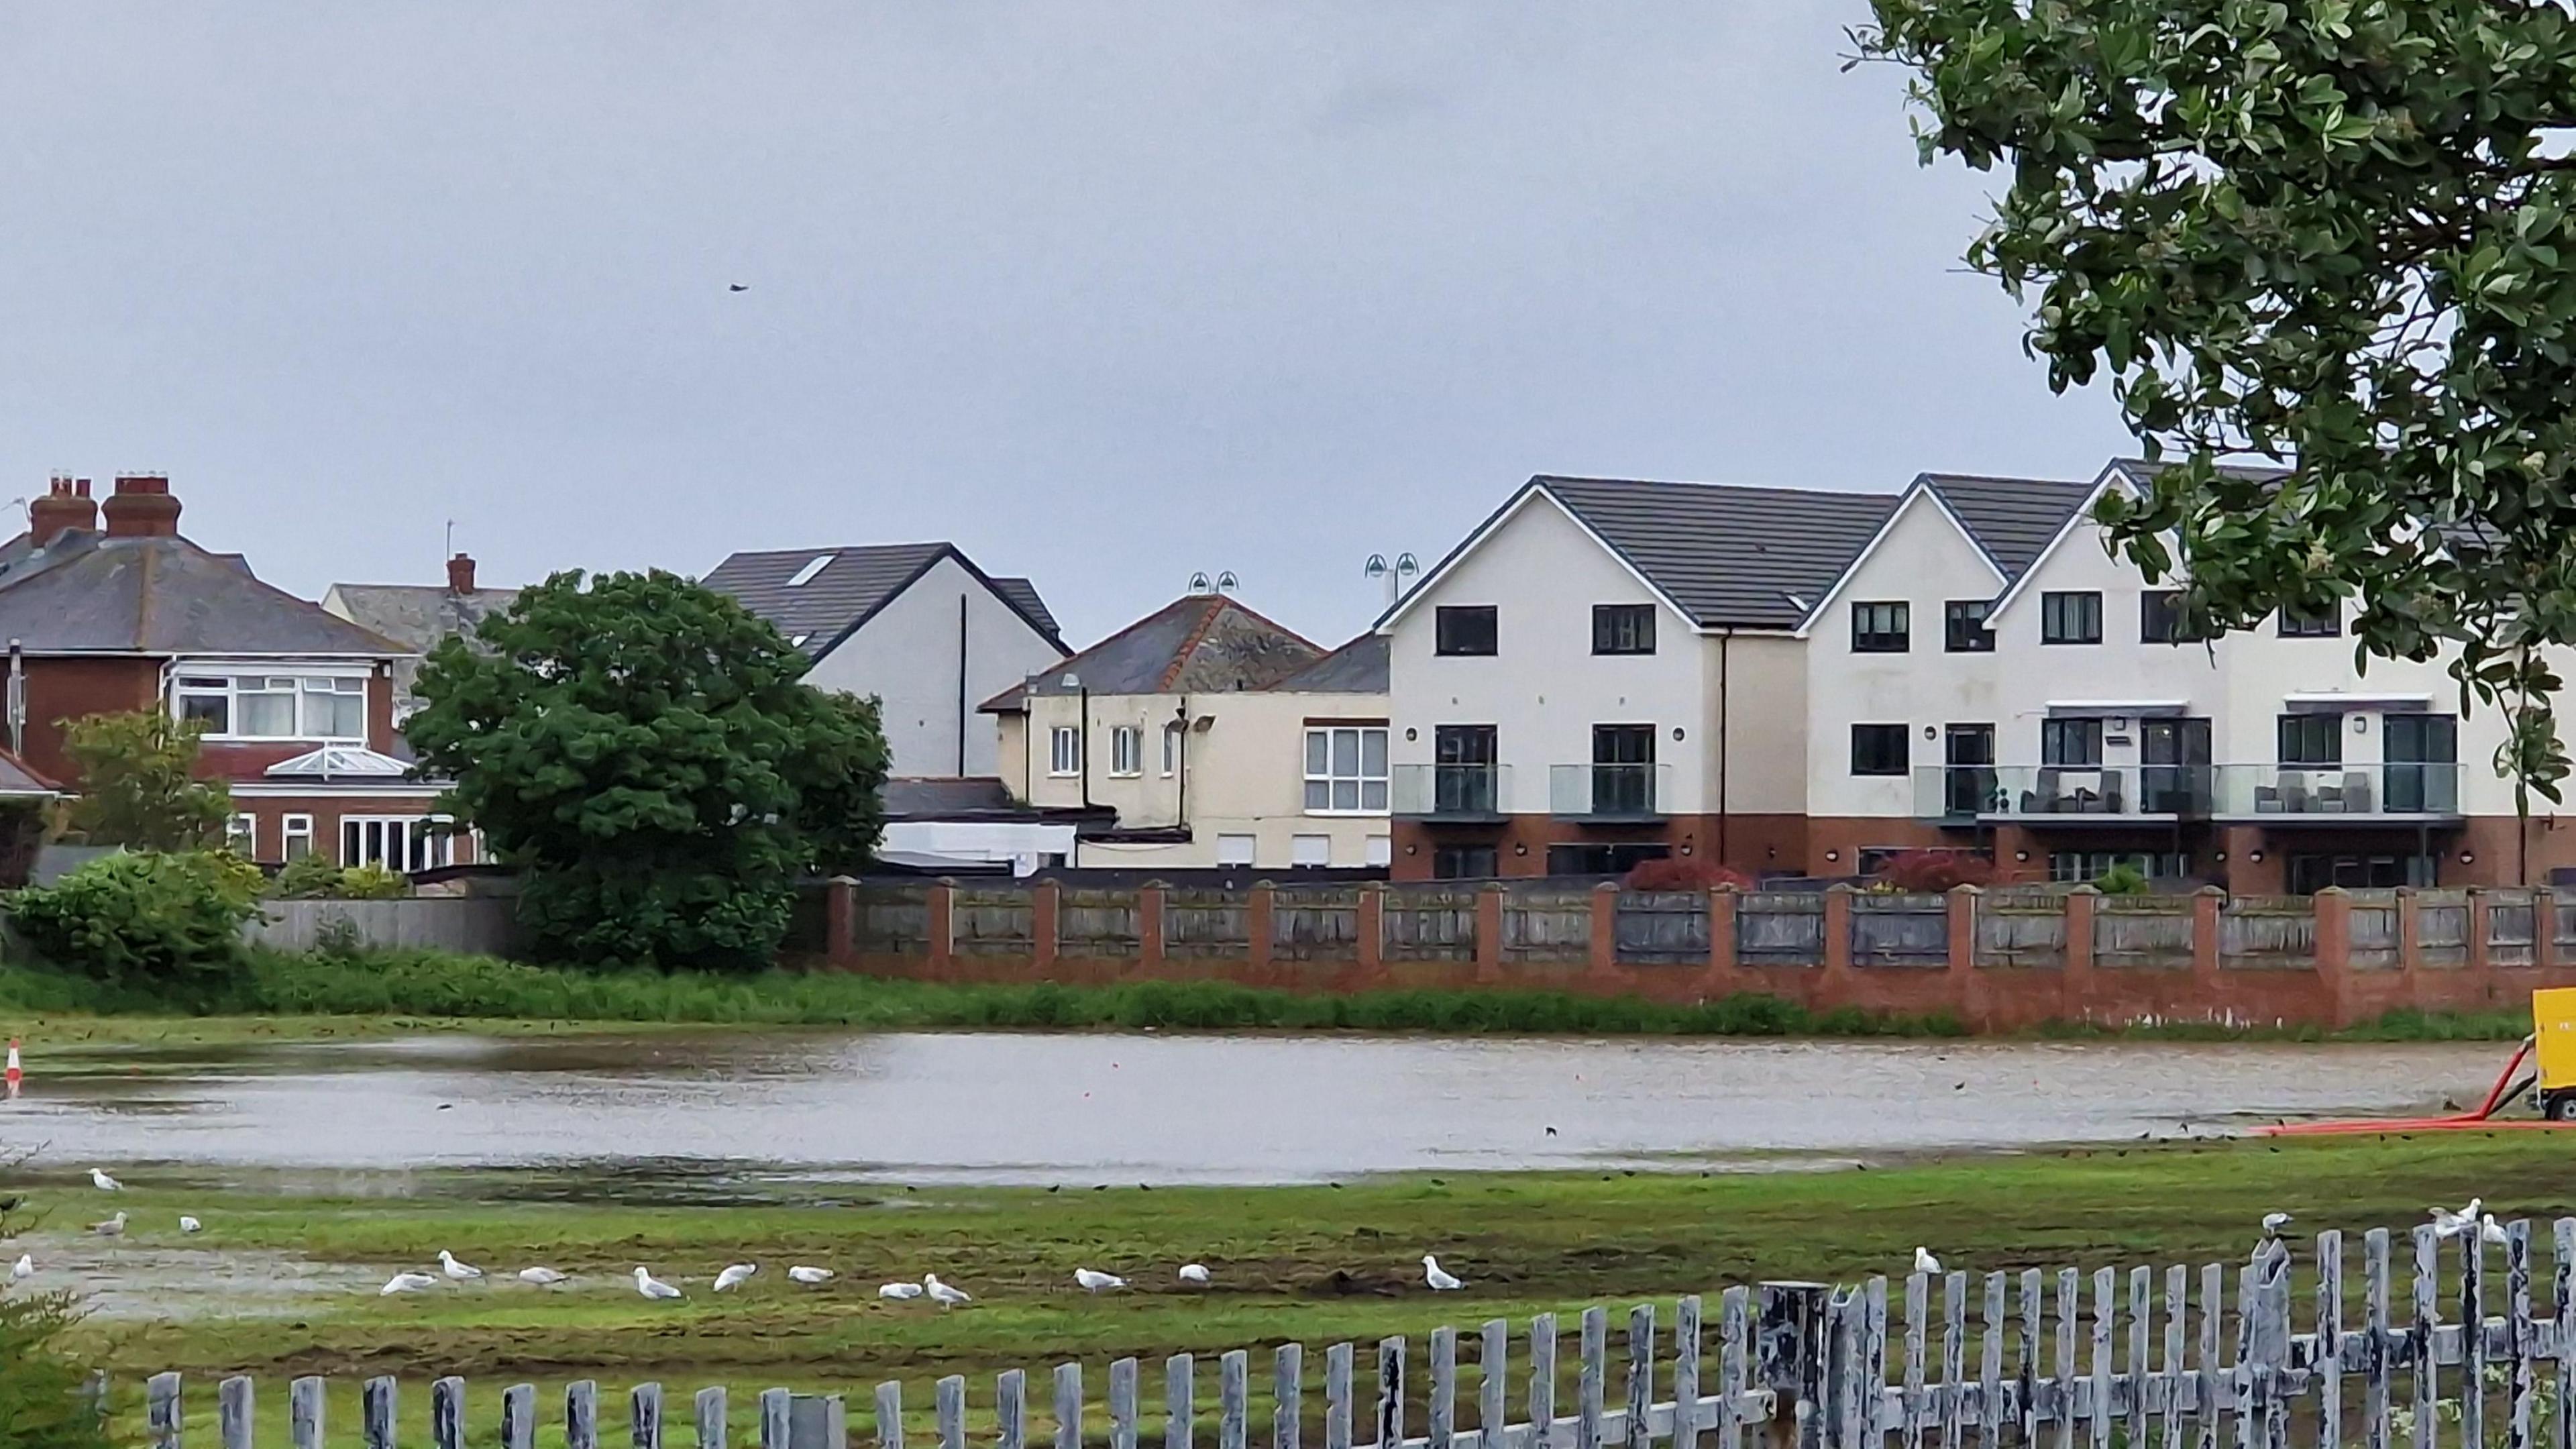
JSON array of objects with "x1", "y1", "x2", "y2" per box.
[
  {"x1": 1735, "y1": 893, "x2": 1823, "y2": 967},
  {"x1": 1381, "y1": 885, "x2": 1477, "y2": 962},
  {"x1": 2489, "y1": 888, "x2": 2537, "y2": 967},
  {"x1": 244, "y1": 898, "x2": 520, "y2": 957},
  {"x1": 1973, "y1": 891, "x2": 2065, "y2": 968},
  {"x1": 1161, "y1": 889, "x2": 1250, "y2": 961},
  {"x1": 2415, "y1": 890, "x2": 2471, "y2": 967},
  {"x1": 2092, "y1": 896, "x2": 2194, "y2": 970},
  {"x1": 951, "y1": 888, "x2": 1035, "y2": 957},
  {"x1": 1270, "y1": 888, "x2": 1360, "y2": 961},
  {"x1": 1057, "y1": 888, "x2": 1142, "y2": 959},
  {"x1": 2348, "y1": 892, "x2": 2400, "y2": 970},
  {"x1": 853, "y1": 884, "x2": 930, "y2": 956},
  {"x1": 1614, "y1": 891, "x2": 1709, "y2": 965},
  {"x1": 2218, "y1": 896, "x2": 2317, "y2": 971},
  {"x1": 1501, "y1": 889, "x2": 1591, "y2": 963},
  {"x1": 1847, "y1": 893, "x2": 1946, "y2": 969}
]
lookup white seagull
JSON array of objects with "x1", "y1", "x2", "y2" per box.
[
  {"x1": 924, "y1": 1273, "x2": 971, "y2": 1307},
  {"x1": 2481, "y1": 1214, "x2": 2511, "y2": 1246},
  {"x1": 2260, "y1": 1213, "x2": 2292, "y2": 1239},
  {"x1": 518, "y1": 1267, "x2": 568, "y2": 1286},
  {"x1": 1075, "y1": 1269, "x2": 1126, "y2": 1293},
  {"x1": 633, "y1": 1267, "x2": 682, "y2": 1301},
  {"x1": 2432, "y1": 1198, "x2": 2484, "y2": 1238},
  {"x1": 878, "y1": 1281, "x2": 926, "y2": 1301},
  {"x1": 714, "y1": 1263, "x2": 758, "y2": 1292},
  {"x1": 9, "y1": 1254, "x2": 32, "y2": 1281},
  {"x1": 1914, "y1": 1247, "x2": 1942, "y2": 1275},
  {"x1": 91, "y1": 1212, "x2": 126, "y2": 1238},
  {"x1": 1178, "y1": 1263, "x2": 1212, "y2": 1284},
  {"x1": 380, "y1": 1271, "x2": 437, "y2": 1296},
  {"x1": 178, "y1": 1216, "x2": 202, "y2": 1235},
  {"x1": 438, "y1": 1250, "x2": 483, "y2": 1281},
  {"x1": 788, "y1": 1266, "x2": 834, "y2": 1285},
  {"x1": 1422, "y1": 1255, "x2": 1464, "y2": 1291},
  {"x1": 89, "y1": 1168, "x2": 121, "y2": 1192}
]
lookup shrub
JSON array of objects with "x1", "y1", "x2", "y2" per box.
[
  {"x1": 336, "y1": 863, "x2": 410, "y2": 900},
  {"x1": 0, "y1": 1290, "x2": 108, "y2": 1449},
  {"x1": 269, "y1": 852, "x2": 345, "y2": 900},
  {"x1": 1623, "y1": 857, "x2": 1757, "y2": 892},
  {"x1": 9, "y1": 850, "x2": 263, "y2": 987},
  {"x1": 2092, "y1": 863, "x2": 2151, "y2": 896},
  {"x1": 1874, "y1": 849, "x2": 1996, "y2": 892}
]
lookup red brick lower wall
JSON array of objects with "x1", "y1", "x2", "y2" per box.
[
  {"x1": 818, "y1": 879, "x2": 2576, "y2": 1032},
  {"x1": 1389, "y1": 814, "x2": 1809, "y2": 880}
]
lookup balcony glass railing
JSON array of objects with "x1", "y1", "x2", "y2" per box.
[
  {"x1": 2209, "y1": 762, "x2": 2463, "y2": 817},
  {"x1": 1391, "y1": 763, "x2": 1513, "y2": 818},
  {"x1": 1912, "y1": 765, "x2": 2212, "y2": 820},
  {"x1": 1548, "y1": 762, "x2": 1673, "y2": 818}
]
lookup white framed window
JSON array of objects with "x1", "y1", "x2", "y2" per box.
[
  {"x1": 172, "y1": 673, "x2": 367, "y2": 741},
  {"x1": 1291, "y1": 834, "x2": 1331, "y2": 867},
  {"x1": 1303, "y1": 725, "x2": 1389, "y2": 814},
  {"x1": 1365, "y1": 835, "x2": 1392, "y2": 867},
  {"x1": 1049, "y1": 727, "x2": 1081, "y2": 776},
  {"x1": 340, "y1": 816, "x2": 456, "y2": 873},
  {"x1": 282, "y1": 814, "x2": 315, "y2": 861},
  {"x1": 1109, "y1": 726, "x2": 1142, "y2": 776},
  {"x1": 1161, "y1": 722, "x2": 1181, "y2": 776},
  {"x1": 226, "y1": 814, "x2": 257, "y2": 857},
  {"x1": 1216, "y1": 834, "x2": 1257, "y2": 866}
]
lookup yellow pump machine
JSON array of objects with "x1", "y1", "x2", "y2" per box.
[{"x1": 2534, "y1": 987, "x2": 2576, "y2": 1121}]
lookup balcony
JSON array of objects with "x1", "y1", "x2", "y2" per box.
[
  {"x1": 2210, "y1": 763, "x2": 2463, "y2": 822},
  {"x1": 1549, "y1": 762, "x2": 1672, "y2": 822},
  {"x1": 1391, "y1": 763, "x2": 1512, "y2": 823},
  {"x1": 1913, "y1": 765, "x2": 2212, "y2": 824}
]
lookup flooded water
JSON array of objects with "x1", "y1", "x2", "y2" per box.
[{"x1": 0, "y1": 1032, "x2": 2519, "y2": 1188}]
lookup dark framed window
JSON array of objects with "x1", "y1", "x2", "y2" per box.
[
  {"x1": 2277, "y1": 712, "x2": 2343, "y2": 765},
  {"x1": 1850, "y1": 600, "x2": 1910, "y2": 653},
  {"x1": 1943, "y1": 600, "x2": 1994, "y2": 653},
  {"x1": 2041, "y1": 591, "x2": 2103, "y2": 644},
  {"x1": 1850, "y1": 723, "x2": 1909, "y2": 776},
  {"x1": 2041, "y1": 717, "x2": 2104, "y2": 767},
  {"x1": 1434, "y1": 605, "x2": 1497, "y2": 656},
  {"x1": 2278, "y1": 604, "x2": 2341, "y2": 638},
  {"x1": 1591, "y1": 604, "x2": 1656, "y2": 655},
  {"x1": 1432, "y1": 724, "x2": 1499, "y2": 814},
  {"x1": 2141, "y1": 590, "x2": 2185, "y2": 644},
  {"x1": 1432, "y1": 845, "x2": 1499, "y2": 880},
  {"x1": 1546, "y1": 842, "x2": 1670, "y2": 876}
]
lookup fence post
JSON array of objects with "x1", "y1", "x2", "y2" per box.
[
  {"x1": 2312, "y1": 887, "x2": 2353, "y2": 1026},
  {"x1": 824, "y1": 876, "x2": 860, "y2": 968},
  {"x1": 2192, "y1": 883, "x2": 2225, "y2": 985},
  {"x1": 150, "y1": 1373, "x2": 183, "y2": 1449},
  {"x1": 1358, "y1": 885, "x2": 1385, "y2": 976},
  {"x1": 1708, "y1": 886, "x2": 1739, "y2": 977},
  {"x1": 220, "y1": 1377, "x2": 254, "y2": 1449},
  {"x1": 2059, "y1": 886, "x2": 2098, "y2": 1021},
  {"x1": 1032, "y1": 879, "x2": 1062, "y2": 969},
  {"x1": 2538, "y1": 888, "x2": 2559, "y2": 973},
  {"x1": 1591, "y1": 882, "x2": 1619, "y2": 973},
  {"x1": 505, "y1": 1386, "x2": 539, "y2": 1449},
  {"x1": 1756, "y1": 1282, "x2": 1829, "y2": 1449},
  {"x1": 1945, "y1": 885, "x2": 1979, "y2": 1025},
  {"x1": 364, "y1": 1377, "x2": 397, "y2": 1449},
  {"x1": 694, "y1": 1389, "x2": 728, "y2": 1449},
  {"x1": 929, "y1": 879, "x2": 958, "y2": 971},
  {"x1": 433, "y1": 1378, "x2": 467, "y2": 1449},
  {"x1": 1248, "y1": 881, "x2": 1276, "y2": 976},
  {"x1": 634, "y1": 1384, "x2": 664, "y2": 1449},
  {"x1": 1141, "y1": 881, "x2": 1169, "y2": 971},
  {"x1": 2470, "y1": 887, "x2": 2494, "y2": 977},
  {"x1": 1475, "y1": 883, "x2": 1506, "y2": 985},
  {"x1": 291, "y1": 1379, "x2": 326, "y2": 1449},
  {"x1": 1821, "y1": 885, "x2": 1854, "y2": 979}
]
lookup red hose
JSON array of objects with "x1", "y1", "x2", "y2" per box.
[{"x1": 2261, "y1": 1039, "x2": 2563, "y2": 1136}]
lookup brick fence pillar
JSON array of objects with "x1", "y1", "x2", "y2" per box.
[
  {"x1": 1139, "y1": 880, "x2": 1167, "y2": 972},
  {"x1": 2061, "y1": 885, "x2": 2098, "y2": 1023},
  {"x1": 1358, "y1": 883, "x2": 1385, "y2": 978},
  {"x1": 1475, "y1": 883, "x2": 1507, "y2": 985},
  {"x1": 928, "y1": 879, "x2": 957, "y2": 973},
  {"x1": 1248, "y1": 880, "x2": 1275, "y2": 975},
  {"x1": 2190, "y1": 885, "x2": 2224, "y2": 991},
  {"x1": 2312, "y1": 886, "x2": 2353, "y2": 1028},
  {"x1": 1706, "y1": 885, "x2": 1739, "y2": 987},
  {"x1": 2538, "y1": 888, "x2": 2560, "y2": 974},
  {"x1": 823, "y1": 875, "x2": 859, "y2": 969},
  {"x1": 1945, "y1": 885, "x2": 1980, "y2": 1028},
  {"x1": 1031, "y1": 879, "x2": 1061, "y2": 971},
  {"x1": 1591, "y1": 881, "x2": 1619, "y2": 973}
]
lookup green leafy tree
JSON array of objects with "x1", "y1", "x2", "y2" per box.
[
  {"x1": 9, "y1": 850, "x2": 264, "y2": 987},
  {"x1": 407, "y1": 570, "x2": 890, "y2": 969},
  {"x1": 61, "y1": 708, "x2": 232, "y2": 850},
  {"x1": 1858, "y1": 0, "x2": 2576, "y2": 804}
]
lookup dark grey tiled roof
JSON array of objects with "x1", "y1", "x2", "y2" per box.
[
  {"x1": 702, "y1": 542, "x2": 1064, "y2": 655},
  {"x1": 982, "y1": 596, "x2": 1320, "y2": 710},
  {"x1": 1535, "y1": 476, "x2": 1900, "y2": 629},
  {"x1": 0, "y1": 531, "x2": 407, "y2": 655},
  {"x1": 325, "y1": 584, "x2": 521, "y2": 654},
  {"x1": 1265, "y1": 633, "x2": 1387, "y2": 694},
  {"x1": 1918, "y1": 473, "x2": 2097, "y2": 582}
]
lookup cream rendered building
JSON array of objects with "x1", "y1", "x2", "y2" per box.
[{"x1": 989, "y1": 594, "x2": 1392, "y2": 871}]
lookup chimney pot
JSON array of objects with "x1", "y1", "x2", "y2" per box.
[
  {"x1": 446, "y1": 553, "x2": 476, "y2": 594},
  {"x1": 29, "y1": 474, "x2": 99, "y2": 546},
  {"x1": 101, "y1": 474, "x2": 180, "y2": 538}
]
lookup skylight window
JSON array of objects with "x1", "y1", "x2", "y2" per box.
[
  {"x1": 786, "y1": 553, "x2": 835, "y2": 588},
  {"x1": 790, "y1": 633, "x2": 810, "y2": 648}
]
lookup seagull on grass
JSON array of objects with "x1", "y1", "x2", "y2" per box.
[
  {"x1": 1422, "y1": 1255, "x2": 1464, "y2": 1291},
  {"x1": 924, "y1": 1273, "x2": 971, "y2": 1307},
  {"x1": 1179, "y1": 1263, "x2": 1211, "y2": 1284},
  {"x1": 633, "y1": 1267, "x2": 682, "y2": 1301},
  {"x1": 878, "y1": 1281, "x2": 925, "y2": 1301},
  {"x1": 518, "y1": 1267, "x2": 568, "y2": 1286},
  {"x1": 1075, "y1": 1269, "x2": 1126, "y2": 1293},
  {"x1": 178, "y1": 1216, "x2": 202, "y2": 1235},
  {"x1": 91, "y1": 1212, "x2": 126, "y2": 1238},
  {"x1": 381, "y1": 1271, "x2": 437, "y2": 1296},
  {"x1": 9, "y1": 1254, "x2": 31, "y2": 1281},
  {"x1": 714, "y1": 1263, "x2": 758, "y2": 1291},
  {"x1": 438, "y1": 1250, "x2": 482, "y2": 1281},
  {"x1": 89, "y1": 1169, "x2": 121, "y2": 1192},
  {"x1": 788, "y1": 1266, "x2": 834, "y2": 1285}
]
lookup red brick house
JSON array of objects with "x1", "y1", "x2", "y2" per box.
[{"x1": 0, "y1": 474, "x2": 473, "y2": 868}]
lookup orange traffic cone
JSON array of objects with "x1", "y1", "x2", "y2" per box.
[{"x1": 5, "y1": 1039, "x2": 19, "y2": 1099}]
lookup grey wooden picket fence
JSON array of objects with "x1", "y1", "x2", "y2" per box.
[{"x1": 118, "y1": 1219, "x2": 2576, "y2": 1449}]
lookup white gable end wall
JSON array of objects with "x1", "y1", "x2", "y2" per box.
[{"x1": 804, "y1": 554, "x2": 1065, "y2": 778}]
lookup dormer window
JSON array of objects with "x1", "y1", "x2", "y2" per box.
[
  {"x1": 785, "y1": 554, "x2": 835, "y2": 588},
  {"x1": 173, "y1": 672, "x2": 366, "y2": 741}
]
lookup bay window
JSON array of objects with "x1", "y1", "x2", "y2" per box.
[{"x1": 173, "y1": 672, "x2": 369, "y2": 741}]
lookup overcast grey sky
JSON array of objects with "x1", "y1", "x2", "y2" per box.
[{"x1": 0, "y1": 4, "x2": 2131, "y2": 647}]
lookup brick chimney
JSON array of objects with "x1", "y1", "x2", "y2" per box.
[
  {"x1": 27, "y1": 476, "x2": 95, "y2": 547},
  {"x1": 101, "y1": 474, "x2": 180, "y2": 539},
  {"x1": 446, "y1": 552, "x2": 476, "y2": 594}
]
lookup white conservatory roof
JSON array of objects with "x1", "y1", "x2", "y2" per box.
[{"x1": 264, "y1": 745, "x2": 413, "y2": 780}]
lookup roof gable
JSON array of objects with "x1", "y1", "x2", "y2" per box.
[
  {"x1": 702, "y1": 542, "x2": 1065, "y2": 655},
  {"x1": 1917, "y1": 472, "x2": 2098, "y2": 582},
  {"x1": 1265, "y1": 633, "x2": 1387, "y2": 694},
  {"x1": 986, "y1": 595, "x2": 1322, "y2": 708}
]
